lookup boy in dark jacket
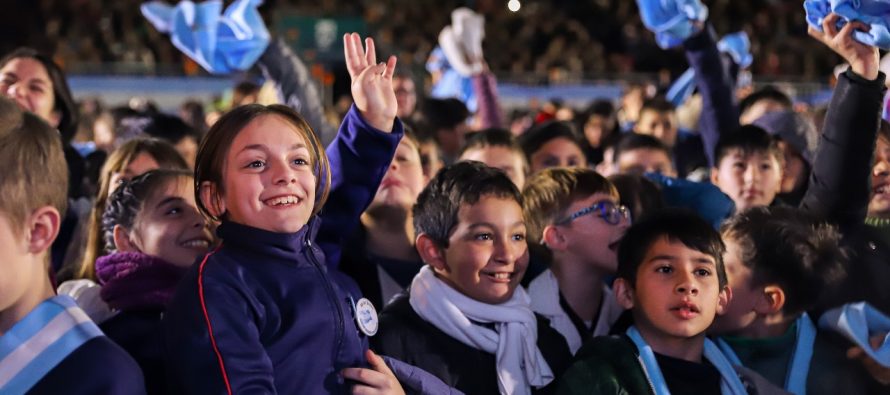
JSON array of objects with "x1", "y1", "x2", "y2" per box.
[
  {"x1": 557, "y1": 210, "x2": 759, "y2": 395},
  {"x1": 373, "y1": 161, "x2": 572, "y2": 395},
  {"x1": 0, "y1": 96, "x2": 145, "y2": 395}
]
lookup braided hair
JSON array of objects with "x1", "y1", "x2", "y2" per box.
[{"x1": 101, "y1": 169, "x2": 192, "y2": 254}]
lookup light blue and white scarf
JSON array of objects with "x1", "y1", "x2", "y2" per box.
[{"x1": 0, "y1": 295, "x2": 103, "y2": 394}]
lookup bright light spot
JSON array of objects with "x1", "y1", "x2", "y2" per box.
[{"x1": 508, "y1": 0, "x2": 521, "y2": 12}]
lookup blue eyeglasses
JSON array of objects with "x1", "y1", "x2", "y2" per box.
[{"x1": 555, "y1": 201, "x2": 632, "y2": 226}]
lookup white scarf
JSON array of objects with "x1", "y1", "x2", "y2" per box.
[
  {"x1": 409, "y1": 265, "x2": 554, "y2": 395},
  {"x1": 528, "y1": 269, "x2": 624, "y2": 354}
]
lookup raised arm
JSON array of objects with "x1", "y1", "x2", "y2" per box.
[
  {"x1": 683, "y1": 25, "x2": 741, "y2": 167},
  {"x1": 799, "y1": 13, "x2": 885, "y2": 230},
  {"x1": 317, "y1": 33, "x2": 403, "y2": 269}
]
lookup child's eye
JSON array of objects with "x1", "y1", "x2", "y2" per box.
[
  {"x1": 760, "y1": 163, "x2": 774, "y2": 171},
  {"x1": 655, "y1": 265, "x2": 673, "y2": 274},
  {"x1": 293, "y1": 158, "x2": 309, "y2": 166},
  {"x1": 474, "y1": 233, "x2": 493, "y2": 241},
  {"x1": 695, "y1": 268, "x2": 711, "y2": 276},
  {"x1": 166, "y1": 207, "x2": 182, "y2": 215},
  {"x1": 732, "y1": 162, "x2": 746, "y2": 170},
  {"x1": 246, "y1": 160, "x2": 265, "y2": 169},
  {"x1": 512, "y1": 233, "x2": 526, "y2": 242}
]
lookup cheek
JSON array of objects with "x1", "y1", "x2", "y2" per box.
[{"x1": 139, "y1": 222, "x2": 178, "y2": 255}]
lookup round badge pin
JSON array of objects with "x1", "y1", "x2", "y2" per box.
[{"x1": 354, "y1": 298, "x2": 379, "y2": 336}]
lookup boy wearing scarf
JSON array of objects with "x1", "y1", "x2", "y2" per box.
[
  {"x1": 557, "y1": 209, "x2": 780, "y2": 395},
  {"x1": 522, "y1": 168, "x2": 629, "y2": 354},
  {"x1": 712, "y1": 207, "x2": 883, "y2": 394},
  {"x1": 0, "y1": 96, "x2": 145, "y2": 394},
  {"x1": 372, "y1": 161, "x2": 572, "y2": 395}
]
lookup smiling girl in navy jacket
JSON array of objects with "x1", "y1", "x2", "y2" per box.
[{"x1": 163, "y1": 34, "x2": 407, "y2": 395}]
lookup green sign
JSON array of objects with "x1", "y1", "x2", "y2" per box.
[{"x1": 275, "y1": 15, "x2": 367, "y2": 62}]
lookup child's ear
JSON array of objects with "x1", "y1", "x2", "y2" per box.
[
  {"x1": 710, "y1": 167, "x2": 721, "y2": 186},
  {"x1": 26, "y1": 206, "x2": 61, "y2": 255},
  {"x1": 756, "y1": 285, "x2": 785, "y2": 314},
  {"x1": 715, "y1": 285, "x2": 733, "y2": 316},
  {"x1": 112, "y1": 225, "x2": 138, "y2": 253},
  {"x1": 613, "y1": 278, "x2": 636, "y2": 310},
  {"x1": 541, "y1": 225, "x2": 567, "y2": 251},
  {"x1": 416, "y1": 233, "x2": 448, "y2": 273},
  {"x1": 199, "y1": 181, "x2": 226, "y2": 218}
]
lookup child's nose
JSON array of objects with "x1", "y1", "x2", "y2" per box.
[
  {"x1": 674, "y1": 273, "x2": 699, "y2": 295},
  {"x1": 743, "y1": 165, "x2": 759, "y2": 183},
  {"x1": 873, "y1": 160, "x2": 890, "y2": 177},
  {"x1": 492, "y1": 237, "x2": 519, "y2": 264},
  {"x1": 272, "y1": 161, "x2": 297, "y2": 185}
]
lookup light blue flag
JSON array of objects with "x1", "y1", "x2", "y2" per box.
[
  {"x1": 666, "y1": 32, "x2": 751, "y2": 108},
  {"x1": 141, "y1": 0, "x2": 270, "y2": 74},
  {"x1": 805, "y1": 0, "x2": 890, "y2": 49},
  {"x1": 635, "y1": 0, "x2": 709, "y2": 49},
  {"x1": 819, "y1": 302, "x2": 890, "y2": 367}
]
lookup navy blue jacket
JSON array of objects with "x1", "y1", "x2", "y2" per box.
[
  {"x1": 164, "y1": 106, "x2": 403, "y2": 395},
  {"x1": 27, "y1": 336, "x2": 146, "y2": 395}
]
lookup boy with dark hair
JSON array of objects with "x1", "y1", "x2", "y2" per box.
[
  {"x1": 613, "y1": 133, "x2": 676, "y2": 177},
  {"x1": 373, "y1": 161, "x2": 572, "y2": 395},
  {"x1": 518, "y1": 121, "x2": 587, "y2": 174},
  {"x1": 458, "y1": 128, "x2": 528, "y2": 189},
  {"x1": 558, "y1": 209, "x2": 762, "y2": 394},
  {"x1": 712, "y1": 206, "x2": 881, "y2": 394},
  {"x1": 142, "y1": 113, "x2": 201, "y2": 168},
  {"x1": 633, "y1": 97, "x2": 708, "y2": 178},
  {"x1": 710, "y1": 124, "x2": 785, "y2": 211},
  {"x1": 0, "y1": 96, "x2": 145, "y2": 394},
  {"x1": 415, "y1": 97, "x2": 470, "y2": 164},
  {"x1": 522, "y1": 168, "x2": 630, "y2": 354},
  {"x1": 634, "y1": 97, "x2": 680, "y2": 148}
]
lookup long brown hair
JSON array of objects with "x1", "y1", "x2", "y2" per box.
[{"x1": 77, "y1": 138, "x2": 187, "y2": 280}]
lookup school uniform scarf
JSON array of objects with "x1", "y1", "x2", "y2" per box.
[
  {"x1": 0, "y1": 295, "x2": 103, "y2": 394},
  {"x1": 409, "y1": 265, "x2": 553, "y2": 395},
  {"x1": 95, "y1": 252, "x2": 187, "y2": 311}
]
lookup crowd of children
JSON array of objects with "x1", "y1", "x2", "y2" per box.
[{"x1": 2, "y1": 1, "x2": 890, "y2": 394}]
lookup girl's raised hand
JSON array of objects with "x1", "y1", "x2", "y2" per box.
[{"x1": 344, "y1": 32, "x2": 398, "y2": 132}]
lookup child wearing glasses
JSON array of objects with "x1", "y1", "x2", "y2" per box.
[{"x1": 522, "y1": 168, "x2": 631, "y2": 354}]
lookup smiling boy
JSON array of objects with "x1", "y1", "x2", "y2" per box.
[{"x1": 372, "y1": 161, "x2": 571, "y2": 395}]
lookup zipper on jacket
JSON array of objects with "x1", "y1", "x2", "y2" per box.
[{"x1": 304, "y1": 238, "x2": 346, "y2": 367}]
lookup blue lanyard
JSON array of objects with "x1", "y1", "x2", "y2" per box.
[
  {"x1": 716, "y1": 314, "x2": 815, "y2": 395},
  {"x1": 626, "y1": 326, "x2": 748, "y2": 395}
]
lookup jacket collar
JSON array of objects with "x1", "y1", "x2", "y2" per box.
[{"x1": 216, "y1": 217, "x2": 320, "y2": 261}]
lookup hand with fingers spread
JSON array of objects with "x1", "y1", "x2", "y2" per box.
[
  {"x1": 344, "y1": 32, "x2": 398, "y2": 132},
  {"x1": 809, "y1": 13, "x2": 880, "y2": 80},
  {"x1": 341, "y1": 350, "x2": 406, "y2": 395}
]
